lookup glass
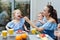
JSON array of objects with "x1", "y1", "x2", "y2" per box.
[
  {"x1": 31, "y1": 28, "x2": 36, "y2": 34},
  {"x1": 8, "y1": 29, "x2": 14, "y2": 36},
  {"x1": 2, "y1": 30, "x2": 7, "y2": 38}
]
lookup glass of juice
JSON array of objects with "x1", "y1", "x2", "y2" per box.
[
  {"x1": 8, "y1": 29, "x2": 14, "y2": 36},
  {"x1": 31, "y1": 28, "x2": 36, "y2": 34},
  {"x1": 2, "y1": 30, "x2": 7, "y2": 38}
]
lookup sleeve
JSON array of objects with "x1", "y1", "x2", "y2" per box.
[
  {"x1": 41, "y1": 22, "x2": 57, "y2": 30},
  {"x1": 21, "y1": 18, "x2": 25, "y2": 24},
  {"x1": 6, "y1": 22, "x2": 13, "y2": 28}
]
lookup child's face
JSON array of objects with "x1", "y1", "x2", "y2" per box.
[
  {"x1": 37, "y1": 14, "x2": 43, "y2": 20},
  {"x1": 14, "y1": 10, "x2": 22, "y2": 20}
]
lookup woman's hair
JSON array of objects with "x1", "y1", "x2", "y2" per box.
[
  {"x1": 47, "y1": 5, "x2": 58, "y2": 24},
  {"x1": 12, "y1": 9, "x2": 23, "y2": 20}
]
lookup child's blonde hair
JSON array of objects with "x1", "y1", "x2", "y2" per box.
[{"x1": 12, "y1": 9, "x2": 22, "y2": 20}]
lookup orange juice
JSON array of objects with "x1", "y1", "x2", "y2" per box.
[
  {"x1": 2, "y1": 30, "x2": 7, "y2": 38},
  {"x1": 8, "y1": 29, "x2": 14, "y2": 35},
  {"x1": 31, "y1": 28, "x2": 36, "y2": 34}
]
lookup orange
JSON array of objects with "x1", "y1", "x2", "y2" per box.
[
  {"x1": 21, "y1": 33, "x2": 27, "y2": 39},
  {"x1": 15, "y1": 35, "x2": 22, "y2": 40}
]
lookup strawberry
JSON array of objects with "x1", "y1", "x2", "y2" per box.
[{"x1": 39, "y1": 34, "x2": 45, "y2": 38}]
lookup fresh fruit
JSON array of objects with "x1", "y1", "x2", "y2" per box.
[
  {"x1": 39, "y1": 34, "x2": 45, "y2": 38},
  {"x1": 18, "y1": 30, "x2": 22, "y2": 32},
  {"x1": 21, "y1": 33, "x2": 27, "y2": 39},
  {"x1": 31, "y1": 28, "x2": 36, "y2": 34},
  {"x1": 16, "y1": 30, "x2": 23, "y2": 34},
  {"x1": 15, "y1": 35, "x2": 22, "y2": 40},
  {"x1": 15, "y1": 33, "x2": 28, "y2": 40}
]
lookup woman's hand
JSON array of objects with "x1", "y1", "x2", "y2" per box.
[{"x1": 37, "y1": 27, "x2": 44, "y2": 32}]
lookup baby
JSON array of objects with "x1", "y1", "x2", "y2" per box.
[{"x1": 34, "y1": 12, "x2": 45, "y2": 27}]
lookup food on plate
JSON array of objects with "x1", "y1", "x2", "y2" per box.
[
  {"x1": 39, "y1": 34, "x2": 48, "y2": 40},
  {"x1": 18, "y1": 30, "x2": 22, "y2": 32},
  {"x1": 16, "y1": 30, "x2": 25, "y2": 34},
  {"x1": 39, "y1": 34, "x2": 46, "y2": 38}
]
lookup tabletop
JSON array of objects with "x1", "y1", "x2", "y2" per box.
[{"x1": 0, "y1": 32, "x2": 54, "y2": 40}]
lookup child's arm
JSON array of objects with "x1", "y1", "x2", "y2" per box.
[
  {"x1": 24, "y1": 25, "x2": 29, "y2": 32},
  {"x1": 6, "y1": 26, "x2": 9, "y2": 30}
]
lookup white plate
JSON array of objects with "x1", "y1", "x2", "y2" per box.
[{"x1": 36, "y1": 34, "x2": 49, "y2": 38}]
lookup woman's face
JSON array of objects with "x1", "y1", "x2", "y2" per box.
[
  {"x1": 43, "y1": 6, "x2": 50, "y2": 17},
  {"x1": 14, "y1": 10, "x2": 22, "y2": 20}
]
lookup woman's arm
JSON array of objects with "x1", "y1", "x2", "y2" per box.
[
  {"x1": 24, "y1": 17, "x2": 44, "y2": 31},
  {"x1": 38, "y1": 20, "x2": 45, "y2": 24}
]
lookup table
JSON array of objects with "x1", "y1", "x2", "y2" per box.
[{"x1": 0, "y1": 32, "x2": 54, "y2": 40}]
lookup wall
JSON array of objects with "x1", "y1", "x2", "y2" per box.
[{"x1": 31, "y1": 0, "x2": 60, "y2": 21}]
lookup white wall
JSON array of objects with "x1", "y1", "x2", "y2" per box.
[{"x1": 31, "y1": 0, "x2": 60, "y2": 21}]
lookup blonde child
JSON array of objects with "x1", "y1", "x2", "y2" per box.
[{"x1": 6, "y1": 9, "x2": 29, "y2": 31}]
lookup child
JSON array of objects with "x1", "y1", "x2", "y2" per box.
[
  {"x1": 6, "y1": 9, "x2": 29, "y2": 31},
  {"x1": 34, "y1": 12, "x2": 45, "y2": 27}
]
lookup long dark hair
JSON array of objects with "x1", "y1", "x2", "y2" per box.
[{"x1": 47, "y1": 5, "x2": 58, "y2": 24}]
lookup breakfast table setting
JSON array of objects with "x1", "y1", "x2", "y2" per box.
[{"x1": 0, "y1": 29, "x2": 54, "y2": 40}]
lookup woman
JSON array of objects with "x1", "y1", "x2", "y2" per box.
[{"x1": 24, "y1": 5, "x2": 58, "y2": 39}]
